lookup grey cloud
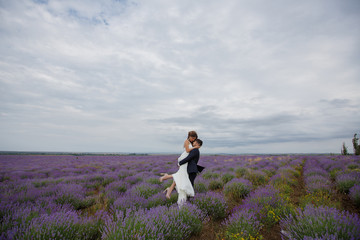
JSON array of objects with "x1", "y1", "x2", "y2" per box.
[
  {"x1": 1, "y1": 0, "x2": 359, "y2": 153},
  {"x1": 319, "y1": 99, "x2": 354, "y2": 108},
  {"x1": 150, "y1": 99, "x2": 358, "y2": 149}
]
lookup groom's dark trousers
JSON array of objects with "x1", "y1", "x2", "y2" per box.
[
  {"x1": 178, "y1": 148, "x2": 200, "y2": 187},
  {"x1": 188, "y1": 173, "x2": 197, "y2": 187}
]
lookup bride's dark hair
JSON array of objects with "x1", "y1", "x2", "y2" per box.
[{"x1": 188, "y1": 131, "x2": 198, "y2": 140}]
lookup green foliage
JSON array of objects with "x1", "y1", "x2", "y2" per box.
[
  {"x1": 146, "y1": 177, "x2": 162, "y2": 185},
  {"x1": 55, "y1": 195, "x2": 95, "y2": 210},
  {"x1": 281, "y1": 205, "x2": 360, "y2": 240},
  {"x1": 0, "y1": 209, "x2": 40, "y2": 238},
  {"x1": 103, "y1": 205, "x2": 203, "y2": 240},
  {"x1": 336, "y1": 176, "x2": 358, "y2": 194},
  {"x1": 115, "y1": 185, "x2": 127, "y2": 193},
  {"x1": 235, "y1": 167, "x2": 248, "y2": 178},
  {"x1": 224, "y1": 181, "x2": 251, "y2": 202},
  {"x1": 222, "y1": 209, "x2": 263, "y2": 240},
  {"x1": 118, "y1": 171, "x2": 133, "y2": 180},
  {"x1": 245, "y1": 171, "x2": 268, "y2": 187},
  {"x1": 256, "y1": 194, "x2": 294, "y2": 228},
  {"x1": 202, "y1": 171, "x2": 220, "y2": 180},
  {"x1": 23, "y1": 215, "x2": 101, "y2": 240},
  {"x1": 221, "y1": 173, "x2": 235, "y2": 184},
  {"x1": 32, "y1": 180, "x2": 49, "y2": 188},
  {"x1": 262, "y1": 169, "x2": 275, "y2": 178},
  {"x1": 299, "y1": 192, "x2": 341, "y2": 209},
  {"x1": 132, "y1": 183, "x2": 159, "y2": 199},
  {"x1": 329, "y1": 168, "x2": 341, "y2": 180},
  {"x1": 270, "y1": 174, "x2": 297, "y2": 187},
  {"x1": 350, "y1": 185, "x2": 360, "y2": 207},
  {"x1": 167, "y1": 192, "x2": 179, "y2": 205},
  {"x1": 147, "y1": 195, "x2": 166, "y2": 209},
  {"x1": 194, "y1": 182, "x2": 207, "y2": 193},
  {"x1": 347, "y1": 163, "x2": 360, "y2": 170},
  {"x1": 193, "y1": 193, "x2": 228, "y2": 220},
  {"x1": 0, "y1": 175, "x2": 10, "y2": 182},
  {"x1": 102, "y1": 177, "x2": 115, "y2": 187},
  {"x1": 126, "y1": 177, "x2": 142, "y2": 185},
  {"x1": 353, "y1": 133, "x2": 360, "y2": 155},
  {"x1": 208, "y1": 180, "x2": 224, "y2": 191},
  {"x1": 273, "y1": 183, "x2": 293, "y2": 196},
  {"x1": 341, "y1": 142, "x2": 349, "y2": 155}
]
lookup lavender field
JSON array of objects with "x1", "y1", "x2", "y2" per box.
[{"x1": 1, "y1": 154, "x2": 360, "y2": 240}]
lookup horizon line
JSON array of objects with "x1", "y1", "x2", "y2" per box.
[{"x1": 0, "y1": 150, "x2": 343, "y2": 156}]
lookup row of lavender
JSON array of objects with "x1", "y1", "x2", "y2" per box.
[
  {"x1": 279, "y1": 156, "x2": 360, "y2": 239},
  {"x1": 0, "y1": 154, "x2": 292, "y2": 239},
  {"x1": 1, "y1": 154, "x2": 360, "y2": 239}
]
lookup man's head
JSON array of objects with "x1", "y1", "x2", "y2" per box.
[{"x1": 193, "y1": 139, "x2": 203, "y2": 147}]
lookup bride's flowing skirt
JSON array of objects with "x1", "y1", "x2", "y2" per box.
[{"x1": 172, "y1": 151, "x2": 195, "y2": 205}]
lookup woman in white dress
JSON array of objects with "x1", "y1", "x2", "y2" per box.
[{"x1": 159, "y1": 131, "x2": 199, "y2": 206}]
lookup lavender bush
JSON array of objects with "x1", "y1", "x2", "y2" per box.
[
  {"x1": 223, "y1": 178, "x2": 252, "y2": 202},
  {"x1": 304, "y1": 175, "x2": 332, "y2": 194},
  {"x1": 222, "y1": 208, "x2": 263, "y2": 240},
  {"x1": 281, "y1": 204, "x2": 360, "y2": 240},
  {"x1": 193, "y1": 192, "x2": 228, "y2": 220},
  {"x1": 245, "y1": 170, "x2": 268, "y2": 186},
  {"x1": 221, "y1": 173, "x2": 235, "y2": 184},
  {"x1": 193, "y1": 180, "x2": 208, "y2": 193},
  {"x1": 241, "y1": 185, "x2": 293, "y2": 227},
  {"x1": 0, "y1": 202, "x2": 98, "y2": 240},
  {"x1": 112, "y1": 192, "x2": 148, "y2": 211},
  {"x1": 235, "y1": 167, "x2": 248, "y2": 178},
  {"x1": 22, "y1": 211, "x2": 102, "y2": 240},
  {"x1": 102, "y1": 204, "x2": 204, "y2": 240},
  {"x1": 336, "y1": 172, "x2": 360, "y2": 193},
  {"x1": 349, "y1": 184, "x2": 360, "y2": 207},
  {"x1": 208, "y1": 179, "x2": 224, "y2": 191},
  {"x1": 299, "y1": 191, "x2": 340, "y2": 209},
  {"x1": 202, "y1": 171, "x2": 220, "y2": 180},
  {"x1": 129, "y1": 182, "x2": 161, "y2": 199}
]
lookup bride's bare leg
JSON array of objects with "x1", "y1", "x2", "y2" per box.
[
  {"x1": 166, "y1": 181, "x2": 176, "y2": 199},
  {"x1": 159, "y1": 173, "x2": 173, "y2": 182}
]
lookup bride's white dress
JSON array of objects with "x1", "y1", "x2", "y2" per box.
[{"x1": 172, "y1": 143, "x2": 195, "y2": 206}]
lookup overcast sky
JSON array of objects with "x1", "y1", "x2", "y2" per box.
[{"x1": 0, "y1": 0, "x2": 359, "y2": 154}]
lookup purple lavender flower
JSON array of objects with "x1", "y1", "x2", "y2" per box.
[
  {"x1": 269, "y1": 172, "x2": 296, "y2": 187},
  {"x1": 224, "y1": 178, "x2": 252, "y2": 201},
  {"x1": 193, "y1": 192, "x2": 228, "y2": 220},
  {"x1": 22, "y1": 210, "x2": 102, "y2": 240},
  {"x1": 102, "y1": 204, "x2": 204, "y2": 239},
  {"x1": 222, "y1": 208, "x2": 263, "y2": 239},
  {"x1": 349, "y1": 184, "x2": 360, "y2": 207},
  {"x1": 245, "y1": 169, "x2": 268, "y2": 186},
  {"x1": 305, "y1": 175, "x2": 332, "y2": 194},
  {"x1": 304, "y1": 167, "x2": 329, "y2": 178},
  {"x1": 129, "y1": 182, "x2": 161, "y2": 199},
  {"x1": 240, "y1": 184, "x2": 293, "y2": 225},
  {"x1": 280, "y1": 204, "x2": 360, "y2": 240},
  {"x1": 112, "y1": 192, "x2": 148, "y2": 211},
  {"x1": 336, "y1": 172, "x2": 360, "y2": 193}
]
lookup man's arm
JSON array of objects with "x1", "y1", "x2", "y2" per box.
[{"x1": 179, "y1": 149, "x2": 199, "y2": 166}]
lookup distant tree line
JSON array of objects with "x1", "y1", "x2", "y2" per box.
[
  {"x1": 341, "y1": 133, "x2": 360, "y2": 155},
  {"x1": 0, "y1": 151, "x2": 149, "y2": 156}
]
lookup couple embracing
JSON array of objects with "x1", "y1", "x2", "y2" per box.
[{"x1": 159, "y1": 131, "x2": 203, "y2": 206}]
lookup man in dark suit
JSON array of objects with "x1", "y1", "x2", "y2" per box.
[{"x1": 178, "y1": 139, "x2": 203, "y2": 187}]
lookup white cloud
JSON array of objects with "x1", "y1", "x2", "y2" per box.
[{"x1": 0, "y1": 0, "x2": 359, "y2": 153}]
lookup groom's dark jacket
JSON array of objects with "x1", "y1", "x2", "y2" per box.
[{"x1": 178, "y1": 148, "x2": 200, "y2": 173}]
